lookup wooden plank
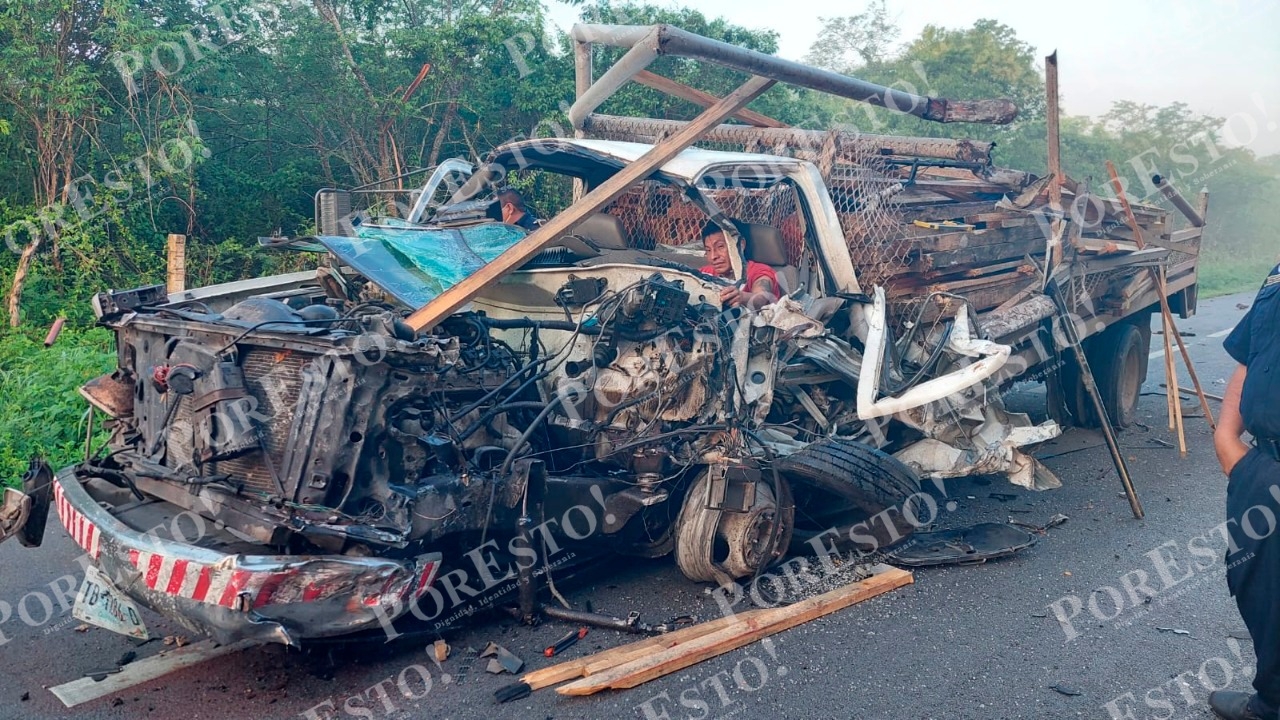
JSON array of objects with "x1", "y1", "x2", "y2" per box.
[
  {"x1": 912, "y1": 235, "x2": 1046, "y2": 273},
  {"x1": 519, "y1": 612, "x2": 764, "y2": 689},
  {"x1": 50, "y1": 640, "x2": 257, "y2": 708},
  {"x1": 1169, "y1": 227, "x2": 1203, "y2": 243},
  {"x1": 166, "y1": 233, "x2": 186, "y2": 293},
  {"x1": 405, "y1": 75, "x2": 777, "y2": 331},
  {"x1": 556, "y1": 566, "x2": 913, "y2": 696},
  {"x1": 633, "y1": 70, "x2": 786, "y2": 129},
  {"x1": 1077, "y1": 238, "x2": 1139, "y2": 255}
]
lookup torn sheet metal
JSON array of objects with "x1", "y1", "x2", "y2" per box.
[
  {"x1": 894, "y1": 403, "x2": 1062, "y2": 490},
  {"x1": 856, "y1": 287, "x2": 1011, "y2": 420},
  {"x1": 887, "y1": 522, "x2": 1038, "y2": 567}
]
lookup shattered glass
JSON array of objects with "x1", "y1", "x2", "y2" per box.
[{"x1": 317, "y1": 223, "x2": 527, "y2": 308}]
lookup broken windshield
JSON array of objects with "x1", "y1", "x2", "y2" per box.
[{"x1": 317, "y1": 223, "x2": 527, "y2": 308}]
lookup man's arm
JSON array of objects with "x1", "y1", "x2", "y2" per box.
[
  {"x1": 1214, "y1": 364, "x2": 1251, "y2": 475},
  {"x1": 718, "y1": 277, "x2": 777, "y2": 310}
]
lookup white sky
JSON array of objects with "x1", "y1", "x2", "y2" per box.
[{"x1": 545, "y1": 0, "x2": 1280, "y2": 156}]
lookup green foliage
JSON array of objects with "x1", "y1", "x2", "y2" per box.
[{"x1": 0, "y1": 327, "x2": 114, "y2": 486}]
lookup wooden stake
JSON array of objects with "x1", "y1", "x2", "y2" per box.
[
  {"x1": 557, "y1": 566, "x2": 913, "y2": 696},
  {"x1": 1164, "y1": 304, "x2": 1187, "y2": 456},
  {"x1": 1104, "y1": 162, "x2": 1216, "y2": 435},
  {"x1": 405, "y1": 75, "x2": 777, "y2": 332},
  {"x1": 1043, "y1": 51, "x2": 1064, "y2": 278},
  {"x1": 633, "y1": 70, "x2": 787, "y2": 129},
  {"x1": 166, "y1": 233, "x2": 186, "y2": 293}
]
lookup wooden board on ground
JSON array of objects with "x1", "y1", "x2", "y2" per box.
[
  {"x1": 49, "y1": 639, "x2": 258, "y2": 708},
  {"x1": 556, "y1": 565, "x2": 913, "y2": 696},
  {"x1": 520, "y1": 610, "x2": 767, "y2": 690}
]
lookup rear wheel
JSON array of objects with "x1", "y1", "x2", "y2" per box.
[
  {"x1": 1056, "y1": 318, "x2": 1150, "y2": 430},
  {"x1": 1095, "y1": 321, "x2": 1149, "y2": 429}
]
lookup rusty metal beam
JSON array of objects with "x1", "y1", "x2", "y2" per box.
[
  {"x1": 570, "y1": 23, "x2": 1018, "y2": 126},
  {"x1": 1152, "y1": 174, "x2": 1206, "y2": 227},
  {"x1": 404, "y1": 75, "x2": 778, "y2": 332},
  {"x1": 582, "y1": 114, "x2": 994, "y2": 163}
]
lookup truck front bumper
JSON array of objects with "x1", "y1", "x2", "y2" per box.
[{"x1": 52, "y1": 467, "x2": 440, "y2": 645}]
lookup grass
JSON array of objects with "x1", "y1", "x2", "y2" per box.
[
  {"x1": 1197, "y1": 255, "x2": 1278, "y2": 298},
  {"x1": 0, "y1": 326, "x2": 115, "y2": 487}
]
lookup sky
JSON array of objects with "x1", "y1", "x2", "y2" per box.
[{"x1": 544, "y1": 0, "x2": 1280, "y2": 156}]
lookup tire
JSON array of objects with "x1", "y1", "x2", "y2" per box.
[
  {"x1": 1059, "y1": 319, "x2": 1150, "y2": 430},
  {"x1": 775, "y1": 439, "x2": 922, "y2": 552},
  {"x1": 1094, "y1": 321, "x2": 1149, "y2": 429}
]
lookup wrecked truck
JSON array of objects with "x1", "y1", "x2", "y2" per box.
[{"x1": 33, "y1": 24, "x2": 1200, "y2": 646}]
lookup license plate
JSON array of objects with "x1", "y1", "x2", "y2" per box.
[{"x1": 73, "y1": 565, "x2": 149, "y2": 640}]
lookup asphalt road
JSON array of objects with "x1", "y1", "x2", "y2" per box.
[{"x1": 0, "y1": 288, "x2": 1263, "y2": 720}]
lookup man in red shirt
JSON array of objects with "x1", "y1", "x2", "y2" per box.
[{"x1": 698, "y1": 220, "x2": 779, "y2": 310}]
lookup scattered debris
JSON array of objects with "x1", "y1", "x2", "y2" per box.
[
  {"x1": 50, "y1": 640, "x2": 257, "y2": 709},
  {"x1": 74, "y1": 624, "x2": 90, "y2": 633},
  {"x1": 887, "y1": 523, "x2": 1038, "y2": 567},
  {"x1": 433, "y1": 640, "x2": 450, "y2": 663},
  {"x1": 544, "y1": 627, "x2": 589, "y2": 658},
  {"x1": 454, "y1": 647, "x2": 479, "y2": 687},
  {"x1": 480, "y1": 643, "x2": 524, "y2": 674},
  {"x1": 1030, "y1": 612, "x2": 1047, "y2": 618},
  {"x1": 1009, "y1": 514, "x2": 1069, "y2": 535},
  {"x1": 556, "y1": 566, "x2": 913, "y2": 697},
  {"x1": 20, "y1": 692, "x2": 29, "y2": 702},
  {"x1": 1156, "y1": 627, "x2": 1192, "y2": 636},
  {"x1": 162, "y1": 635, "x2": 188, "y2": 648},
  {"x1": 1051, "y1": 684, "x2": 1084, "y2": 697}
]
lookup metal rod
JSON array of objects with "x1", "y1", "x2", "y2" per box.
[
  {"x1": 1046, "y1": 279, "x2": 1144, "y2": 519},
  {"x1": 1152, "y1": 174, "x2": 1206, "y2": 227},
  {"x1": 568, "y1": 28, "x2": 662, "y2": 129},
  {"x1": 582, "y1": 114, "x2": 995, "y2": 163},
  {"x1": 541, "y1": 606, "x2": 649, "y2": 634},
  {"x1": 569, "y1": 23, "x2": 1018, "y2": 126}
]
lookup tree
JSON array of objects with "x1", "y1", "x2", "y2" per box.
[
  {"x1": 803, "y1": 1, "x2": 897, "y2": 74},
  {"x1": 0, "y1": 0, "x2": 103, "y2": 325}
]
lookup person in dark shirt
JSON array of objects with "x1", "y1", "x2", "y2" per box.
[
  {"x1": 492, "y1": 189, "x2": 538, "y2": 230},
  {"x1": 1210, "y1": 263, "x2": 1280, "y2": 720},
  {"x1": 699, "y1": 219, "x2": 778, "y2": 310}
]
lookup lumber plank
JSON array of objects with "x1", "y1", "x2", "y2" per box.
[
  {"x1": 520, "y1": 611, "x2": 764, "y2": 689},
  {"x1": 912, "y1": 234, "x2": 1046, "y2": 272},
  {"x1": 633, "y1": 70, "x2": 787, "y2": 129},
  {"x1": 405, "y1": 75, "x2": 777, "y2": 331},
  {"x1": 1169, "y1": 227, "x2": 1203, "y2": 243},
  {"x1": 556, "y1": 566, "x2": 913, "y2": 696},
  {"x1": 50, "y1": 640, "x2": 257, "y2": 708}
]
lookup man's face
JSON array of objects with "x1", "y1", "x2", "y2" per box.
[
  {"x1": 501, "y1": 202, "x2": 521, "y2": 225},
  {"x1": 704, "y1": 231, "x2": 734, "y2": 277}
]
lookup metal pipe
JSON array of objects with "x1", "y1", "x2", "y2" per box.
[
  {"x1": 582, "y1": 114, "x2": 994, "y2": 163},
  {"x1": 570, "y1": 24, "x2": 1018, "y2": 125},
  {"x1": 568, "y1": 28, "x2": 662, "y2": 129},
  {"x1": 541, "y1": 606, "x2": 650, "y2": 634},
  {"x1": 1152, "y1": 174, "x2": 1205, "y2": 227}
]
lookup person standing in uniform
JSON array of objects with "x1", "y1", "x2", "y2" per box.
[{"x1": 1210, "y1": 263, "x2": 1280, "y2": 720}]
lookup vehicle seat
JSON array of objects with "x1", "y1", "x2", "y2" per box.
[
  {"x1": 743, "y1": 223, "x2": 798, "y2": 294},
  {"x1": 563, "y1": 213, "x2": 630, "y2": 250}
]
